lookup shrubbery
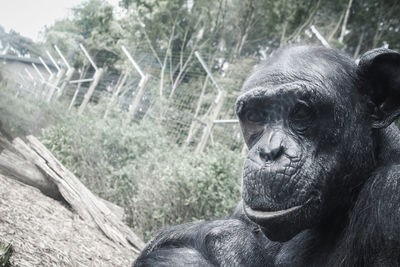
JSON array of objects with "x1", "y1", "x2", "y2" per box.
[
  {"x1": 40, "y1": 102, "x2": 243, "y2": 241},
  {"x1": 0, "y1": 83, "x2": 244, "y2": 241},
  {"x1": 0, "y1": 84, "x2": 66, "y2": 137}
]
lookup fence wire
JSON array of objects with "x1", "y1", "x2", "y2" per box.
[{"x1": 11, "y1": 47, "x2": 248, "y2": 153}]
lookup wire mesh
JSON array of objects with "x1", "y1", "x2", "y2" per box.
[{"x1": 11, "y1": 47, "x2": 250, "y2": 153}]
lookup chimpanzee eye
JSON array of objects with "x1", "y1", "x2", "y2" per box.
[
  {"x1": 290, "y1": 102, "x2": 313, "y2": 121},
  {"x1": 245, "y1": 109, "x2": 267, "y2": 123}
]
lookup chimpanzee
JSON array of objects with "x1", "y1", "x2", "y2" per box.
[{"x1": 133, "y1": 45, "x2": 400, "y2": 266}]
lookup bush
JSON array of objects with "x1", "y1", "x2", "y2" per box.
[
  {"x1": 0, "y1": 83, "x2": 66, "y2": 137},
  {"x1": 0, "y1": 82, "x2": 244, "y2": 241},
  {"x1": 40, "y1": 103, "x2": 244, "y2": 241}
]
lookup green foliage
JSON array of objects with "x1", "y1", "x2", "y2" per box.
[
  {"x1": 6, "y1": 0, "x2": 399, "y2": 244},
  {"x1": 39, "y1": 0, "x2": 400, "y2": 96},
  {"x1": 0, "y1": 243, "x2": 13, "y2": 267},
  {"x1": 218, "y1": 57, "x2": 256, "y2": 94},
  {"x1": 72, "y1": 0, "x2": 114, "y2": 38},
  {"x1": 40, "y1": 102, "x2": 243, "y2": 241},
  {"x1": 130, "y1": 143, "x2": 243, "y2": 240},
  {"x1": 0, "y1": 27, "x2": 42, "y2": 57},
  {"x1": 346, "y1": 0, "x2": 400, "y2": 53},
  {"x1": 72, "y1": 0, "x2": 123, "y2": 68},
  {"x1": 45, "y1": 0, "x2": 125, "y2": 70},
  {"x1": 44, "y1": 20, "x2": 83, "y2": 59}
]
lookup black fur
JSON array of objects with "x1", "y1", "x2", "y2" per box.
[{"x1": 133, "y1": 46, "x2": 400, "y2": 266}]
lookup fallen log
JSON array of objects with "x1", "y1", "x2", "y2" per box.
[
  {"x1": 0, "y1": 135, "x2": 144, "y2": 253},
  {"x1": 0, "y1": 145, "x2": 62, "y2": 200}
]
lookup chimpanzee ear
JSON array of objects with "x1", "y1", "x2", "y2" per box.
[{"x1": 358, "y1": 48, "x2": 400, "y2": 129}]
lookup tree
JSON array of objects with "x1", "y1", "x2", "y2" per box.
[
  {"x1": 44, "y1": 19, "x2": 83, "y2": 62},
  {"x1": 120, "y1": 0, "x2": 225, "y2": 97},
  {"x1": 344, "y1": 0, "x2": 400, "y2": 55},
  {"x1": 72, "y1": 0, "x2": 125, "y2": 69},
  {"x1": 0, "y1": 27, "x2": 42, "y2": 57}
]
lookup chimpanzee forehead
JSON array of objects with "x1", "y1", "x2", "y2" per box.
[
  {"x1": 241, "y1": 46, "x2": 357, "y2": 95},
  {"x1": 236, "y1": 83, "x2": 312, "y2": 106}
]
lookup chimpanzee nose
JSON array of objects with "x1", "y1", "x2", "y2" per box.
[
  {"x1": 259, "y1": 131, "x2": 284, "y2": 162},
  {"x1": 259, "y1": 145, "x2": 283, "y2": 162}
]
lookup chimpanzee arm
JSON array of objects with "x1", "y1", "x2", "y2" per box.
[
  {"x1": 133, "y1": 212, "x2": 279, "y2": 267},
  {"x1": 332, "y1": 160, "x2": 400, "y2": 267}
]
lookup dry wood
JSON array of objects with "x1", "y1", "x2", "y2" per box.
[
  {"x1": 195, "y1": 90, "x2": 227, "y2": 154},
  {"x1": 0, "y1": 134, "x2": 14, "y2": 153},
  {"x1": 104, "y1": 70, "x2": 130, "y2": 119},
  {"x1": 58, "y1": 67, "x2": 75, "y2": 98},
  {"x1": 186, "y1": 75, "x2": 210, "y2": 144},
  {"x1": 126, "y1": 74, "x2": 150, "y2": 123},
  {"x1": 78, "y1": 68, "x2": 104, "y2": 115},
  {"x1": 48, "y1": 69, "x2": 66, "y2": 102},
  {"x1": 100, "y1": 198, "x2": 125, "y2": 221},
  {"x1": 0, "y1": 135, "x2": 144, "y2": 253},
  {"x1": 68, "y1": 65, "x2": 87, "y2": 112},
  {"x1": 0, "y1": 144, "x2": 61, "y2": 200},
  {"x1": 27, "y1": 135, "x2": 144, "y2": 252}
]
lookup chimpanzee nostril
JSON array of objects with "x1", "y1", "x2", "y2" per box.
[
  {"x1": 259, "y1": 145, "x2": 284, "y2": 162},
  {"x1": 258, "y1": 130, "x2": 285, "y2": 162}
]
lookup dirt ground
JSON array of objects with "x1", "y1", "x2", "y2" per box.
[{"x1": 0, "y1": 174, "x2": 137, "y2": 266}]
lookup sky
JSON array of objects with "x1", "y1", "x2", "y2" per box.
[{"x1": 0, "y1": 0, "x2": 119, "y2": 41}]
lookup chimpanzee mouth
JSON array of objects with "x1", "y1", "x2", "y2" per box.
[
  {"x1": 242, "y1": 195, "x2": 319, "y2": 224},
  {"x1": 242, "y1": 195, "x2": 322, "y2": 241},
  {"x1": 243, "y1": 202, "x2": 303, "y2": 221},
  {"x1": 243, "y1": 203, "x2": 302, "y2": 220}
]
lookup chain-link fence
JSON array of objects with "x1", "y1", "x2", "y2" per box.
[{"x1": 8, "y1": 44, "x2": 246, "y2": 154}]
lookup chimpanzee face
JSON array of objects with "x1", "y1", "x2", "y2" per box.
[{"x1": 236, "y1": 46, "x2": 377, "y2": 241}]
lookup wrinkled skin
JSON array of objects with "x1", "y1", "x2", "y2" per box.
[
  {"x1": 237, "y1": 46, "x2": 376, "y2": 243},
  {"x1": 133, "y1": 46, "x2": 400, "y2": 266}
]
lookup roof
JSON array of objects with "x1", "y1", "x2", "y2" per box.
[{"x1": 0, "y1": 54, "x2": 57, "y2": 69}]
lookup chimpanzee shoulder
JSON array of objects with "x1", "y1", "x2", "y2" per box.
[{"x1": 333, "y1": 125, "x2": 400, "y2": 266}]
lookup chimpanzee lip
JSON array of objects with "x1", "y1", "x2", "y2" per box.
[
  {"x1": 242, "y1": 195, "x2": 319, "y2": 223},
  {"x1": 243, "y1": 203, "x2": 303, "y2": 220}
]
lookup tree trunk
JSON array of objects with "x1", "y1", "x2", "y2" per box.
[
  {"x1": 288, "y1": 0, "x2": 322, "y2": 42},
  {"x1": 234, "y1": 2, "x2": 255, "y2": 58},
  {"x1": 159, "y1": 22, "x2": 176, "y2": 98},
  {"x1": 138, "y1": 17, "x2": 162, "y2": 67},
  {"x1": 168, "y1": 36, "x2": 202, "y2": 98},
  {"x1": 327, "y1": 12, "x2": 344, "y2": 42},
  {"x1": 280, "y1": 21, "x2": 288, "y2": 47},
  {"x1": 353, "y1": 31, "x2": 365, "y2": 59},
  {"x1": 338, "y1": 0, "x2": 354, "y2": 43}
]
